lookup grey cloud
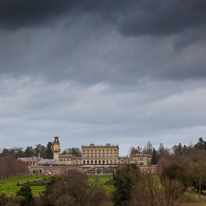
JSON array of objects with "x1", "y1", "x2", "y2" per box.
[{"x1": 0, "y1": 75, "x2": 206, "y2": 154}]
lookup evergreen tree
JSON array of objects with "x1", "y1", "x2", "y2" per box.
[
  {"x1": 112, "y1": 164, "x2": 141, "y2": 206},
  {"x1": 194, "y1": 137, "x2": 206, "y2": 150},
  {"x1": 151, "y1": 148, "x2": 158, "y2": 164},
  {"x1": 25, "y1": 146, "x2": 34, "y2": 157},
  {"x1": 16, "y1": 185, "x2": 33, "y2": 202},
  {"x1": 46, "y1": 142, "x2": 53, "y2": 159}
]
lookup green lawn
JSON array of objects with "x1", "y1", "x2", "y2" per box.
[
  {"x1": 0, "y1": 176, "x2": 51, "y2": 195},
  {"x1": 0, "y1": 175, "x2": 115, "y2": 195},
  {"x1": 88, "y1": 174, "x2": 113, "y2": 183},
  {"x1": 88, "y1": 175, "x2": 115, "y2": 194}
]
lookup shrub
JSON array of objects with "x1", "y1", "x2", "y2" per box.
[
  {"x1": 14, "y1": 196, "x2": 28, "y2": 206},
  {"x1": 16, "y1": 186, "x2": 33, "y2": 203},
  {"x1": 0, "y1": 193, "x2": 7, "y2": 206},
  {"x1": 160, "y1": 164, "x2": 188, "y2": 189}
]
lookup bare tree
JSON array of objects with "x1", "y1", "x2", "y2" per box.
[
  {"x1": 188, "y1": 149, "x2": 206, "y2": 199},
  {"x1": 156, "y1": 156, "x2": 172, "y2": 176},
  {"x1": 62, "y1": 147, "x2": 82, "y2": 157},
  {"x1": 129, "y1": 146, "x2": 142, "y2": 156},
  {"x1": 40, "y1": 169, "x2": 108, "y2": 206}
]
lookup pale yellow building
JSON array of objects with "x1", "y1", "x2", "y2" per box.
[
  {"x1": 52, "y1": 136, "x2": 152, "y2": 166},
  {"x1": 82, "y1": 143, "x2": 119, "y2": 165},
  {"x1": 130, "y1": 153, "x2": 152, "y2": 166}
]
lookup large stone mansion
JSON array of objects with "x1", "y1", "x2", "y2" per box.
[{"x1": 53, "y1": 135, "x2": 152, "y2": 166}]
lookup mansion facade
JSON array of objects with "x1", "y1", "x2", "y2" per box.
[{"x1": 52, "y1": 136, "x2": 152, "y2": 166}]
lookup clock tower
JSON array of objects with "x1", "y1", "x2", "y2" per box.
[{"x1": 52, "y1": 135, "x2": 61, "y2": 160}]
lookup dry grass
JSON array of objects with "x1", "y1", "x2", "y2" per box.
[{"x1": 180, "y1": 192, "x2": 206, "y2": 206}]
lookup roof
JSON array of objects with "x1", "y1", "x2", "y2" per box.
[{"x1": 20, "y1": 159, "x2": 37, "y2": 162}]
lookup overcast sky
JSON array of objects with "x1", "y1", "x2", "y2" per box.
[{"x1": 0, "y1": 0, "x2": 206, "y2": 155}]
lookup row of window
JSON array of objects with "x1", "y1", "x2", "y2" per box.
[
  {"x1": 83, "y1": 160, "x2": 117, "y2": 165},
  {"x1": 83, "y1": 149, "x2": 117, "y2": 152},
  {"x1": 59, "y1": 158, "x2": 72, "y2": 161},
  {"x1": 83, "y1": 154, "x2": 117, "y2": 157},
  {"x1": 33, "y1": 170, "x2": 42, "y2": 174}
]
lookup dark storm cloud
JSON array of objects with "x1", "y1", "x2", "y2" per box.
[
  {"x1": 1, "y1": 0, "x2": 206, "y2": 37},
  {"x1": 0, "y1": 0, "x2": 124, "y2": 30},
  {"x1": 0, "y1": 0, "x2": 78, "y2": 29},
  {"x1": 120, "y1": 0, "x2": 206, "y2": 37}
]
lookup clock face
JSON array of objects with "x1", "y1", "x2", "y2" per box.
[{"x1": 54, "y1": 145, "x2": 58, "y2": 150}]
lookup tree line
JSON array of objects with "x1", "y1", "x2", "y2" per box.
[
  {"x1": 0, "y1": 158, "x2": 27, "y2": 180},
  {"x1": 0, "y1": 142, "x2": 53, "y2": 159},
  {"x1": 0, "y1": 143, "x2": 82, "y2": 160},
  {"x1": 129, "y1": 138, "x2": 205, "y2": 165}
]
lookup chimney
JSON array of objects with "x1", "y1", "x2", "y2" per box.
[{"x1": 38, "y1": 153, "x2": 40, "y2": 161}]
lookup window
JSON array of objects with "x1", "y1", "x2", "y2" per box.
[
  {"x1": 87, "y1": 154, "x2": 89, "y2": 157},
  {"x1": 111, "y1": 154, "x2": 112, "y2": 157},
  {"x1": 99, "y1": 150, "x2": 100, "y2": 152},
  {"x1": 114, "y1": 150, "x2": 116, "y2": 151},
  {"x1": 103, "y1": 154, "x2": 104, "y2": 157},
  {"x1": 115, "y1": 154, "x2": 116, "y2": 156},
  {"x1": 83, "y1": 160, "x2": 85, "y2": 165},
  {"x1": 103, "y1": 160, "x2": 105, "y2": 164},
  {"x1": 91, "y1": 150, "x2": 93, "y2": 152},
  {"x1": 83, "y1": 150, "x2": 85, "y2": 152},
  {"x1": 103, "y1": 150, "x2": 104, "y2": 151},
  {"x1": 99, "y1": 160, "x2": 101, "y2": 164},
  {"x1": 91, "y1": 154, "x2": 93, "y2": 157},
  {"x1": 95, "y1": 160, "x2": 97, "y2": 164},
  {"x1": 95, "y1": 150, "x2": 97, "y2": 151},
  {"x1": 99, "y1": 154, "x2": 101, "y2": 157},
  {"x1": 87, "y1": 160, "x2": 89, "y2": 164},
  {"x1": 107, "y1": 154, "x2": 108, "y2": 157},
  {"x1": 91, "y1": 160, "x2": 93, "y2": 165},
  {"x1": 83, "y1": 154, "x2": 85, "y2": 157},
  {"x1": 95, "y1": 154, "x2": 97, "y2": 157},
  {"x1": 111, "y1": 150, "x2": 112, "y2": 151},
  {"x1": 107, "y1": 160, "x2": 109, "y2": 164}
]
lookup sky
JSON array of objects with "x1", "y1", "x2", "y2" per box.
[{"x1": 0, "y1": 0, "x2": 206, "y2": 156}]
